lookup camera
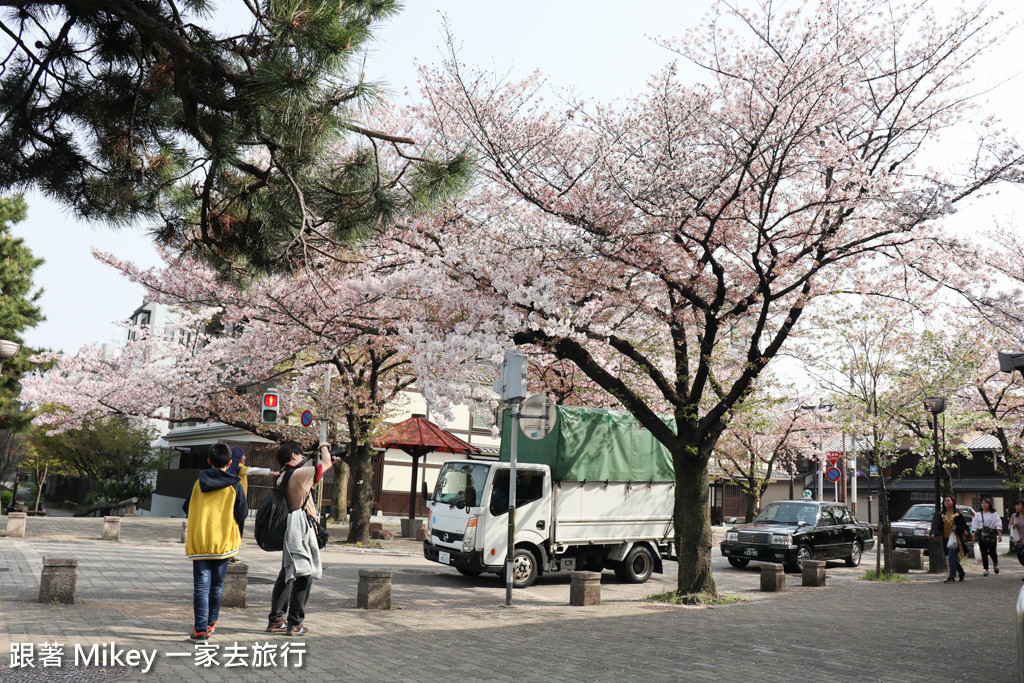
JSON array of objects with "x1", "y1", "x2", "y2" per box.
[{"x1": 329, "y1": 445, "x2": 347, "y2": 459}]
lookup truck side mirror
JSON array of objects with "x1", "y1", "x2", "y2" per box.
[{"x1": 421, "y1": 481, "x2": 429, "y2": 505}]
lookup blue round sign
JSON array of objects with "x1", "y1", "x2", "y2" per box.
[
  {"x1": 300, "y1": 410, "x2": 313, "y2": 427},
  {"x1": 825, "y1": 467, "x2": 841, "y2": 482}
]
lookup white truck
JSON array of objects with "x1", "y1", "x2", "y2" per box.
[{"x1": 422, "y1": 404, "x2": 676, "y2": 587}]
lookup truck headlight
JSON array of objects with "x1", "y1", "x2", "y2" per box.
[
  {"x1": 726, "y1": 532, "x2": 738, "y2": 542},
  {"x1": 426, "y1": 515, "x2": 433, "y2": 538},
  {"x1": 770, "y1": 534, "x2": 791, "y2": 546},
  {"x1": 463, "y1": 517, "x2": 478, "y2": 551}
]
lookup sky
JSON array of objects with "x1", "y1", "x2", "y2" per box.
[{"x1": 10, "y1": 0, "x2": 1024, "y2": 354}]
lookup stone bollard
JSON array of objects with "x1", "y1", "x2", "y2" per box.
[
  {"x1": 221, "y1": 562, "x2": 248, "y2": 608},
  {"x1": 39, "y1": 557, "x2": 77, "y2": 604},
  {"x1": 801, "y1": 559, "x2": 827, "y2": 586},
  {"x1": 357, "y1": 569, "x2": 392, "y2": 610},
  {"x1": 6, "y1": 511, "x2": 26, "y2": 537},
  {"x1": 569, "y1": 571, "x2": 602, "y2": 606},
  {"x1": 102, "y1": 516, "x2": 121, "y2": 542},
  {"x1": 907, "y1": 548, "x2": 925, "y2": 570},
  {"x1": 892, "y1": 549, "x2": 911, "y2": 574},
  {"x1": 760, "y1": 563, "x2": 786, "y2": 592},
  {"x1": 180, "y1": 521, "x2": 188, "y2": 543}
]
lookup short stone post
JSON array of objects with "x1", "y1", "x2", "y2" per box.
[
  {"x1": 892, "y1": 549, "x2": 911, "y2": 574},
  {"x1": 38, "y1": 557, "x2": 77, "y2": 604},
  {"x1": 760, "y1": 562, "x2": 785, "y2": 592},
  {"x1": 102, "y1": 516, "x2": 121, "y2": 541},
  {"x1": 357, "y1": 569, "x2": 392, "y2": 610},
  {"x1": 6, "y1": 511, "x2": 26, "y2": 537},
  {"x1": 801, "y1": 559, "x2": 826, "y2": 586},
  {"x1": 180, "y1": 521, "x2": 188, "y2": 543},
  {"x1": 907, "y1": 548, "x2": 925, "y2": 570},
  {"x1": 221, "y1": 562, "x2": 248, "y2": 608},
  {"x1": 569, "y1": 571, "x2": 601, "y2": 606}
]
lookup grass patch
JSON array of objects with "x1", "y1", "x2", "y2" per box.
[
  {"x1": 861, "y1": 569, "x2": 909, "y2": 582},
  {"x1": 335, "y1": 541, "x2": 384, "y2": 550},
  {"x1": 647, "y1": 590, "x2": 745, "y2": 606}
]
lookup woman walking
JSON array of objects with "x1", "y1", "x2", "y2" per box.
[
  {"x1": 1010, "y1": 501, "x2": 1024, "y2": 576},
  {"x1": 931, "y1": 495, "x2": 968, "y2": 583},
  {"x1": 972, "y1": 497, "x2": 1001, "y2": 577}
]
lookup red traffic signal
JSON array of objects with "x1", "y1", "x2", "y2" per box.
[{"x1": 261, "y1": 389, "x2": 279, "y2": 423}]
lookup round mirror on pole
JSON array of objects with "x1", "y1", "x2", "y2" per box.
[{"x1": 519, "y1": 394, "x2": 557, "y2": 440}]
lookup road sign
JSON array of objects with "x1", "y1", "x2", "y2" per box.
[
  {"x1": 300, "y1": 410, "x2": 313, "y2": 427},
  {"x1": 869, "y1": 465, "x2": 878, "y2": 476},
  {"x1": 803, "y1": 489, "x2": 813, "y2": 499},
  {"x1": 825, "y1": 467, "x2": 842, "y2": 482},
  {"x1": 827, "y1": 451, "x2": 842, "y2": 466}
]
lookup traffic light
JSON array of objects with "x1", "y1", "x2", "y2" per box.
[{"x1": 261, "y1": 389, "x2": 279, "y2": 423}]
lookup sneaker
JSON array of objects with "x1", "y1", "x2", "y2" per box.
[
  {"x1": 984, "y1": 570, "x2": 989, "y2": 577},
  {"x1": 995, "y1": 567, "x2": 1000, "y2": 574},
  {"x1": 286, "y1": 624, "x2": 309, "y2": 637},
  {"x1": 944, "y1": 577, "x2": 955, "y2": 584},
  {"x1": 266, "y1": 618, "x2": 287, "y2": 633},
  {"x1": 206, "y1": 621, "x2": 217, "y2": 635},
  {"x1": 190, "y1": 629, "x2": 209, "y2": 642},
  {"x1": 958, "y1": 574, "x2": 965, "y2": 582}
]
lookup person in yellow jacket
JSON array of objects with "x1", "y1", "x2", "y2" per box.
[{"x1": 182, "y1": 443, "x2": 247, "y2": 642}]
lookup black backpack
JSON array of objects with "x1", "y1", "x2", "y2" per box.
[{"x1": 254, "y1": 469, "x2": 296, "y2": 552}]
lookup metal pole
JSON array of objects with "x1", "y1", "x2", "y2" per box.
[
  {"x1": 317, "y1": 365, "x2": 331, "y2": 519},
  {"x1": 505, "y1": 399, "x2": 522, "y2": 606},
  {"x1": 850, "y1": 436, "x2": 857, "y2": 515},
  {"x1": 933, "y1": 411, "x2": 941, "y2": 515},
  {"x1": 1017, "y1": 584, "x2": 1024, "y2": 683}
]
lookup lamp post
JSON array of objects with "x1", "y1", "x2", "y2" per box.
[
  {"x1": 0, "y1": 339, "x2": 19, "y2": 374},
  {"x1": 924, "y1": 396, "x2": 947, "y2": 573}
]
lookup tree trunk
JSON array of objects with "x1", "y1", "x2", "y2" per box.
[
  {"x1": 744, "y1": 494, "x2": 757, "y2": 523},
  {"x1": 33, "y1": 463, "x2": 47, "y2": 512},
  {"x1": 876, "y1": 472, "x2": 893, "y2": 572},
  {"x1": 330, "y1": 460, "x2": 350, "y2": 524},
  {"x1": 345, "y1": 442, "x2": 374, "y2": 544},
  {"x1": 674, "y1": 448, "x2": 718, "y2": 600}
]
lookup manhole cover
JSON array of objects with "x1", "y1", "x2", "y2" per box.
[
  {"x1": 0, "y1": 568, "x2": 9, "y2": 572},
  {"x1": 390, "y1": 568, "x2": 443, "y2": 576}
]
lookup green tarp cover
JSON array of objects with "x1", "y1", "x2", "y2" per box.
[{"x1": 499, "y1": 405, "x2": 675, "y2": 482}]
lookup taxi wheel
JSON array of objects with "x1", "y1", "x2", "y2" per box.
[
  {"x1": 845, "y1": 541, "x2": 863, "y2": 567},
  {"x1": 727, "y1": 557, "x2": 750, "y2": 568}
]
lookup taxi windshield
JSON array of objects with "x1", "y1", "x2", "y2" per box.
[{"x1": 754, "y1": 502, "x2": 818, "y2": 526}]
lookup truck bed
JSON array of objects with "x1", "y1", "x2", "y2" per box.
[{"x1": 551, "y1": 480, "x2": 674, "y2": 545}]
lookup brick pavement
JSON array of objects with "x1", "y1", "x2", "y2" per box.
[{"x1": 0, "y1": 517, "x2": 1020, "y2": 682}]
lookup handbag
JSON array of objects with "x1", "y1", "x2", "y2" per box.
[
  {"x1": 977, "y1": 512, "x2": 997, "y2": 543},
  {"x1": 308, "y1": 513, "x2": 329, "y2": 549}
]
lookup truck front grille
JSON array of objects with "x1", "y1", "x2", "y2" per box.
[{"x1": 432, "y1": 529, "x2": 464, "y2": 544}]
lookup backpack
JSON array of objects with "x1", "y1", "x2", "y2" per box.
[{"x1": 254, "y1": 469, "x2": 296, "y2": 552}]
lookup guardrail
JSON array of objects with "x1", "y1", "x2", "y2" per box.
[{"x1": 1017, "y1": 584, "x2": 1024, "y2": 683}]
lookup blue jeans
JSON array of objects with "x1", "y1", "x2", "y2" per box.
[
  {"x1": 192, "y1": 559, "x2": 229, "y2": 632},
  {"x1": 947, "y1": 543, "x2": 963, "y2": 580}
]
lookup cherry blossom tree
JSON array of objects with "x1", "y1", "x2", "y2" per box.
[
  {"x1": 21, "y1": 245, "x2": 489, "y2": 542},
  {"x1": 405, "y1": 0, "x2": 1021, "y2": 599},
  {"x1": 715, "y1": 384, "x2": 822, "y2": 522}
]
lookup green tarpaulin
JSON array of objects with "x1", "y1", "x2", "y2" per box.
[{"x1": 499, "y1": 405, "x2": 675, "y2": 482}]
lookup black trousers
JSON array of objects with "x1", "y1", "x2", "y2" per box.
[
  {"x1": 269, "y1": 567, "x2": 312, "y2": 626},
  {"x1": 978, "y1": 538, "x2": 999, "y2": 570}
]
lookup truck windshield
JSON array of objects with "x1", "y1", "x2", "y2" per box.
[{"x1": 433, "y1": 463, "x2": 490, "y2": 507}]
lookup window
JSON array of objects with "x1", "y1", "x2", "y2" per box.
[
  {"x1": 817, "y1": 508, "x2": 836, "y2": 526},
  {"x1": 489, "y1": 469, "x2": 546, "y2": 516},
  {"x1": 835, "y1": 506, "x2": 855, "y2": 524}
]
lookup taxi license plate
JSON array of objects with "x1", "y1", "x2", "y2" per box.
[
  {"x1": 438, "y1": 551, "x2": 451, "y2": 565},
  {"x1": 744, "y1": 548, "x2": 758, "y2": 557},
  {"x1": 895, "y1": 538, "x2": 906, "y2": 546}
]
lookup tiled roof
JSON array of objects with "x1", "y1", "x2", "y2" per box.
[{"x1": 888, "y1": 477, "x2": 1009, "y2": 491}]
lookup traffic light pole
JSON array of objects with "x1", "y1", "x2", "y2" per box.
[{"x1": 505, "y1": 397, "x2": 522, "y2": 607}]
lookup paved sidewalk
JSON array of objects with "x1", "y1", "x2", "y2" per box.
[{"x1": 1, "y1": 517, "x2": 1021, "y2": 681}]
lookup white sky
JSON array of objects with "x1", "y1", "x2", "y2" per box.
[{"x1": 11, "y1": 0, "x2": 1024, "y2": 353}]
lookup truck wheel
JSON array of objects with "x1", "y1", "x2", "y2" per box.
[
  {"x1": 512, "y1": 548, "x2": 538, "y2": 588},
  {"x1": 615, "y1": 545, "x2": 654, "y2": 583},
  {"x1": 727, "y1": 557, "x2": 750, "y2": 568}
]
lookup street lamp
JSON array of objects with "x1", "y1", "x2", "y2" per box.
[
  {"x1": 0, "y1": 339, "x2": 18, "y2": 374},
  {"x1": 924, "y1": 396, "x2": 947, "y2": 573}
]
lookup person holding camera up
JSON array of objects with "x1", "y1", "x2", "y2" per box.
[{"x1": 266, "y1": 441, "x2": 341, "y2": 636}]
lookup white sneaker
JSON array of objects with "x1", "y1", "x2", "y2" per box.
[{"x1": 984, "y1": 570, "x2": 989, "y2": 577}]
